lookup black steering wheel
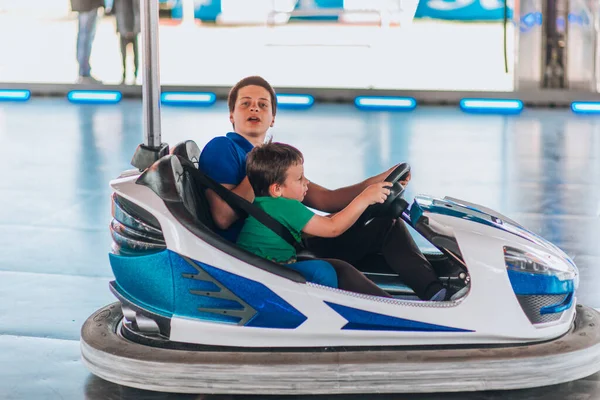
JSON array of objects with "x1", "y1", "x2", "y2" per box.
[{"x1": 358, "y1": 163, "x2": 411, "y2": 226}]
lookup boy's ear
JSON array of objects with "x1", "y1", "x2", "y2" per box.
[{"x1": 268, "y1": 183, "x2": 281, "y2": 197}]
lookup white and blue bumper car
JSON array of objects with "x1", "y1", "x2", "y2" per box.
[{"x1": 81, "y1": 141, "x2": 600, "y2": 394}]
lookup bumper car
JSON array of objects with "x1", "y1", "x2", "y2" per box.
[{"x1": 81, "y1": 139, "x2": 600, "y2": 395}]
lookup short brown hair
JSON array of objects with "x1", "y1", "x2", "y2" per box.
[
  {"x1": 246, "y1": 141, "x2": 303, "y2": 197},
  {"x1": 228, "y1": 76, "x2": 277, "y2": 117}
]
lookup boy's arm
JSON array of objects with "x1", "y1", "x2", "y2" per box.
[
  {"x1": 303, "y1": 164, "x2": 402, "y2": 213},
  {"x1": 199, "y1": 137, "x2": 254, "y2": 230},
  {"x1": 302, "y1": 182, "x2": 391, "y2": 238},
  {"x1": 205, "y1": 177, "x2": 254, "y2": 230}
]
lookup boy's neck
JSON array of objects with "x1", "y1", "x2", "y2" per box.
[
  {"x1": 235, "y1": 131, "x2": 267, "y2": 148},
  {"x1": 266, "y1": 195, "x2": 295, "y2": 201}
]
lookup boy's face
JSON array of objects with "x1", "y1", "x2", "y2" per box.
[
  {"x1": 272, "y1": 163, "x2": 309, "y2": 202},
  {"x1": 230, "y1": 85, "x2": 275, "y2": 139}
]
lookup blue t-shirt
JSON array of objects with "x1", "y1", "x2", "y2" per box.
[{"x1": 198, "y1": 132, "x2": 254, "y2": 242}]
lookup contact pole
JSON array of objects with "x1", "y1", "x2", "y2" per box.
[
  {"x1": 141, "y1": 0, "x2": 161, "y2": 147},
  {"x1": 131, "y1": 0, "x2": 168, "y2": 170}
]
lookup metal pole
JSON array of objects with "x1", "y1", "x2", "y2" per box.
[
  {"x1": 130, "y1": 0, "x2": 168, "y2": 170},
  {"x1": 140, "y1": 0, "x2": 161, "y2": 148}
]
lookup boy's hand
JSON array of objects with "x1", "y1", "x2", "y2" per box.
[{"x1": 359, "y1": 182, "x2": 392, "y2": 206}]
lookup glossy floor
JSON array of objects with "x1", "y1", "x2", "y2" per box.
[{"x1": 1, "y1": 99, "x2": 599, "y2": 399}]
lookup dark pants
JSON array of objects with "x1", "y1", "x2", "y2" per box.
[
  {"x1": 323, "y1": 258, "x2": 391, "y2": 298},
  {"x1": 303, "y1": 218, "x2": 443, "y2": 300},
  {"x1": 119, "y1": 35, "x2": 139, "y2": 82}
]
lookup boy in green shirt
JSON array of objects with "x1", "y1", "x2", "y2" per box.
[{"x1": 236, "y1": 141, "x2": 392, "y2": 288}]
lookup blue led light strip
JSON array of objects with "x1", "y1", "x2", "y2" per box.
[
  {"x1": 0, "y1": 89, "x2": 31, "y2": 101},
  {"x1": 161, "y1": 92, "x2": 216, "y2": 105},
  {"x1": 276, "y1": 94, "x2": 315, "y2": 108},
  {"x1": 355, "y1": 96, "x2": 417, "y2": 110},
  {"x1": 67, "y1": 90, "x2": 122, "y2": 104},
  {"x1": 571, "y1": 101, "x2": 600, "y2": 114},
  {"x1": 460, "y1": 98, "x2": 523, "y2": 114}
]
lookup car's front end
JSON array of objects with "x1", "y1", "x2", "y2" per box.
[{"x1": 408, "y1": 195, "x2": 579, "y2": 341}]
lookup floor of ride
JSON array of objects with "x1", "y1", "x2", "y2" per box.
[{"x1": 1, "y1": 98, "x2": 599, "y2": 399}]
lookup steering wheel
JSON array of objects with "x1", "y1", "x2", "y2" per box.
[{"x1": 358, "y1": 163, "x2": 411, "y2": 226}]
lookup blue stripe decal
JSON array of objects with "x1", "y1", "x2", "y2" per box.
[
  {"x1": 110, "y1": 251, "x2": 175, "y2": 317},
  {"x1": 182, "y1": 255, "x2": 308, "y2": 329},
  {"x1": 170, "y1": 252, "x2": 247, "y2": 324},
  {"x1": 110, "y1": 281, "x2": 173, "y2": 318},
  {"x1": 110, "y1": 249, "x2": 307, "y2": 328},
  {"x1": 325, "y1": 302, "x2": 472, "y2": 332},
  {"x1": 507, "y1": 269, "x2": 574, "y2": 295}
]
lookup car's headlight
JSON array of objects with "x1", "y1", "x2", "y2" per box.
[{"x1": 504, "y1": 246, "x2": 576, "y2": 282}]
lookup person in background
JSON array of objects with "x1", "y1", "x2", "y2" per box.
[
  {"x1": 111, "y1": 0, "x2": 141, "y2": 85},
  {"x1": 70, "y1": 0, "x2": 104, "y2": 84}
]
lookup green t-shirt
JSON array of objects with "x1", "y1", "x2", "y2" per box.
[{"x1": 236, "y1": 197, "x2": 315, "y2": 263}]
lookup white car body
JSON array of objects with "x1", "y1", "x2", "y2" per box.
[{"x1": 108, "y1": 169, "x2": 578, "y2": 349}]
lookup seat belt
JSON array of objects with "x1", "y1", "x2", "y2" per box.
[{"x1": 182, "y1": 163, "x2": 303, "y2": 251}]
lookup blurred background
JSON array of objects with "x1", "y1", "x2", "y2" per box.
[{"x1": 0, "y1": 0, "x2": 516, "y2": 90}]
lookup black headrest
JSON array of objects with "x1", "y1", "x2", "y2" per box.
[
  {"x1": 171, "y1": 140, "x2": 201, "y2": 169},
  {"x1": 136, "y1": 155, "x2": 184, "y2": 203},
  {"x1": 136, "y1": 154, "x2": 217, "y2": 231}
]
